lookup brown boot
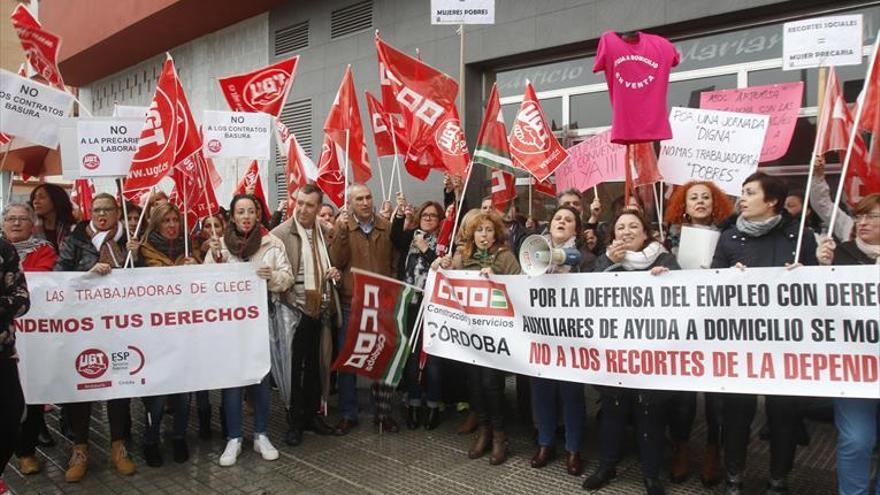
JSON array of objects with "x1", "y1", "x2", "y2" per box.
[
  {"x1": 19, "y1": 455, "x2": 42, "y2": 475},
  {"x1": 489, "y1": 430, "x2": 509, "y2": 465},
  {"x1": 701, "y1": 443, "x2": 721, "y2": 487},
  {"x1": 110, "y1": 440, "x2": 136, "y2": 475},
  {"x1": 456, "y1": 411, "x2": 478, "y2": 434},
  {"x1": 467, "y1": 426, "x2": 492, "y2": 459},
  {"x1": 670, "y1": 440, "x2": 689, "y2": 483},
  {"x1": 65, "y1": 444, "x2": 88, "y2": 483}
]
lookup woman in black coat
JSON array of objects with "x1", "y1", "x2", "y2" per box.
[
  {"x1": 583, "y1": 208, "x2": 679, "y2": 495},
  {"x1": 711, "y1": 172, "x2": 817, "y2": 495}
]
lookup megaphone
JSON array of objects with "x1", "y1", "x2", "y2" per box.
[{"x1": 519, "y1": 235, "x2": 582, "y2": 276}]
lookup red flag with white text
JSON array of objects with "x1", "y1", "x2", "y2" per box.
[
  {"x1": 10, "y1": 5, "x2": 65, "y2": 89},
  {"x1": 365, "y1": 91, "x2": 407, "y2": 157},
  {"x1": 324, "y1": 67, "x2": 371, "y2": 183},
  {"x1": 316, "y1": 135, "x2": 346, "y2": 208},
  {"x1": 508, "y1": 82, "x2": 568, "y2": 182},
  {"x1": 219, "y1": 57, "x2": 298, "y2": 117},
  {"x1": 233, "y1": 160, "x2": 272, "y2": 224},
  {"x1": 491, "y1": 169, "x2": 516, "y2": 210}
]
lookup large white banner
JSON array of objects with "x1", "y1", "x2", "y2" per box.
[
  {"x1": 783, "y1": 15, "x2": 863, "y2": 70},
  {"x1": 422, "y1": 266, "x2": 880, "y2": 399},
  {"x1": 202, "y1": 110, "x2": 271, "y2": 159},
  {"x1": 16, "y1": 264, "x2": 270, "y2": 403},
  {"x1": 431, "y1": 0, "x2": 494, "y2": 25},
  {"x1": 658, "y1": 107, "x2": 768, "y2": 196},
  {"x1": 0, "y1": 69, "x2": 73, "y2": 148}
]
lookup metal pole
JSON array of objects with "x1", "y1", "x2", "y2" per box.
[{"x1": 794, "y1": 66, "x2": 829, "y2": 263}]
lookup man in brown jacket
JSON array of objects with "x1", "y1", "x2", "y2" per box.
[
  {"x1": 329, "y1": 183, "x2": 398, "y2": 435},
  {"x1": 271, "y1": 185, "x2": 339, "y2": 446}
]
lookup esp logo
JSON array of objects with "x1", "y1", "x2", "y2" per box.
[
  {"x1": 431, "y1": 276, "x2": 514, "y2": 317},
  {"x1": 76, "y1": 348, "x2": 109, "y2": 379}
]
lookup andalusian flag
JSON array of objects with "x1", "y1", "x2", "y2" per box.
[
  {"x1": 332, "y1": 268, "x2": 417, "y2": 386},
  {"x1": 473, "y1": 83, "x2": 516, "y2": 173}
]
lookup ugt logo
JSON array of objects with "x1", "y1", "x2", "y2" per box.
[
  {"x1": 435, "y1": 118, "x2": 467, "y2": 156},
  {"x1": 76, "y1": 348, "x2": 109, "y2": 379},
  {"x1": 510, "y1": 101, "x2": 550, "y2": 155},
  {"x1": 245, "y1": 69, "x2": 289, "y2": 108},
  {"x1": 431, "y1": 276, "x2": 514, "y2": 317}
]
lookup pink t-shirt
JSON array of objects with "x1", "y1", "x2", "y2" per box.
[{"x1": 593, "y1": 31, "x2": 680, "y2": 144}]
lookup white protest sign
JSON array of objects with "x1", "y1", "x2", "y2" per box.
[
  {"x1": 431, "y1": 0, "x2": 494, "y2": 25},
  {"x1": 0, "y1": 69, "x2": 73, "y2": 148},
  {"x1": 676, "y1": 225, "x2": 721, "y2": 270},
  {"x1": 783, "y1": 15, "x2": 863, "y2": 70},
  {"x1": 16, "y1": 264, "x2": 270, "y2": 403},
  {"x1": 658, "y1": 107, "x2": 768, "y2": 196},
  {"x1": 202, "y1": 110, "x2": 271, "y2": 159},
  {"x1": 113, "y1": 104, "x2": 149, "y2": 118},
  {"x1": 76, "y1": 118, "x2": 144, "y2": 177},
  {"x1": 423, "y1": 266, "x2": 880, "y2": 399}
]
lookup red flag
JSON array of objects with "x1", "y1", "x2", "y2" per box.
[
  {"x1": 534, "y1": 176, "x2": 556, "y2": 197},
  {"x1": 378, "y1": 58, "x2": 401, "y2": 114},
  {"x1": 219, "y1": 57, "x2": 299, "y2": 117},
  {"x1": 10, "y1": 5, "x2": 64, "y2": 90},
  {"x1": 234, "y1": 160, "x2": 272, "y2": 224},
  {"x1": 285, "y1": 135, "x2": 309, "y2": 216},
  {"x1": 491, "y1": 169, "x2": 516, "y2": 210},
  {"x1": 71, "y1": 179, "x2": 95, "y2": 221},
  {"x1": 473, "y1": 83, "x2": 515, "y2": 172},
  {"x1": 124, "y1": 56, "x2": 179, "y2": 199},
  {"x1": 331, "y1": 269, "x2": 416, "y2": 386},
  {"x1": 430, "y1": 105, "x2": 470, "y2": 179},
  {"x1": 631, "y1": 143, "x2": 662, "y2": 187},
  {"x1": 508, "y1": 82, "x2": 568, "y2": 182},
  {"x1": 435, "y1": 203, "x2": 455, "y2": 257},
  {"x1": 170, "y1": 151, "x2": 219, "y2": 232},
  {"x1": 173, "y1": 75, "x2": 203, "y2": 171},
  {"x1": 365, "y1": 91, "x2": 407, "y2": 157},
  {"x1": 316, "y1": 135, "x2": 346, "y2": 208},
  {"x1": 324, "y1": 67, "x2": 371, "y2": 183},
  {"x1": 856, "y1": 52, "x2": 880, "y2": 168}
]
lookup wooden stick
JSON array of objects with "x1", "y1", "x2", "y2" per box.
[{"x1": 794, "y1": 67, "x2": 829, "y2": 263}]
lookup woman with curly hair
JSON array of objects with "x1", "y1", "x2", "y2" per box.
[{"x1": 661, "y1": 180, "x2": 733, "y2": 486}]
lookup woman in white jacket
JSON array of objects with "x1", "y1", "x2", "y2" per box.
[{"x1": 205, "y1": 194, "x2": 293, "y2": 467}]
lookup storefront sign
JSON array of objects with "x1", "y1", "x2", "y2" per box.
[
  {"x1": 202, "y1": 110, "x2": 272, "y2": 159},
  {"x1": 783, "y1": 14, "x2": 864, "y2": 70},
  {"x1": 423, "y1": 266, "x2": 880, "y2": 398},
  {"x1": 658, "y1": 107, "x2": 768, "y2": 196},
  {"x1": 0, "y1": 69, "x2": 73, "y2": 148},
  {"x1": 431, "y1": 0, "x2": 494, "y2": 25},
  {"x1": 16, "y1": 264, "x2": 270, "y2": 403}
]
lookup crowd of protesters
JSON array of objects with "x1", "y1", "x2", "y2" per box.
[{"x1": 0, "y1": 164, "x2": 878, "y2": 495}]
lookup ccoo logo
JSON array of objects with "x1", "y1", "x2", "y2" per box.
[
  {"x1": 510, "y1": 101, "x2": 551, "y2": 155},
  {"x1": 431, "y1": 275, "x2": 515, "y2": 317},
  {"x1": 76, "y1": 348, "x2": 109, "y2": 379}
]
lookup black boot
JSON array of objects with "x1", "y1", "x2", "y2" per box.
[
  {"x1": 143, "y1": 443, "x2": 163, "y2": 467},
  {"x1": 406, "y1": 406, "x2": 421, "y2": 430},
  {"x1": 424, "y1": 407, "x2": 441, "y2": 430},
  {"x1": 198, "y1": 409, "x2": 212, "y2": 440},
  {"x1": 766, "y1": 477, "x2": 789, "y2": 494},
  {"x1": 582, "y1": 467, "x2": 616, "y2": 490},
  {"x1": 172, "y1": 438, "x2": 189, "y2": 463},
  {"x1": 644, "y1": 477, "x2": 666, "y2": 495}
]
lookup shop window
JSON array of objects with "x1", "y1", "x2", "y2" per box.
[
  {"x1": 667, "y1": 74, "x2": 737, "y2": 109},
  {"x1": 748, "y1": 56, "x2": 869, "y2": 106},
  {"x1": 569, "y1": 92, "x2": 611, "y2": 129}
]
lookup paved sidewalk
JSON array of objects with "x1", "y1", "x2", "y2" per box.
[{"x1": 6, "y1": 385, "x2": 842, "y2": 494}]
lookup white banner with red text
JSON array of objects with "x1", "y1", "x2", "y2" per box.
[
  {"x1": 15, "y1": 264, "x2": 270, "y2": 404},
  {"x1": 422, "y1": 266, "x2": 879, "y2": 399}
]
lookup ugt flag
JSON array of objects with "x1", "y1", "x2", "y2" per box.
[
  {"x1": 218, "y1": 57, "x2": 299, "y2": 117},
  {"x1": 332, "y1": 269, "x2": 417, "y2": 386}
]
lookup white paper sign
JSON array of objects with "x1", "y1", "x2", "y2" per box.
[
  {"x1": 113, "y1": 104, "x2": 149, "y2": 118},
  {"x1": 203, "y1": 110, "x2": 271, "y2": 159},
  {"x1": 676, "y1": 225, "x2": 721, "y2": 270},
  {"x1": 0, "y1": 69, "x2": 73, "y2": 148},
  {"x1": 431, "y1": 0, "x2": 494, "y2": 25},
  {"x1": 783, "y1": 15, "x2": 863, "y2": 70},
  {"x1": 16, "y1": 264, "x2": 270, "y2": 403},
  {"x1": 76, "y1": 118, "x2": 144, "y2": 177},
  {"x1": 658, "y1": 107, "x2": 769, "y2": 196}
]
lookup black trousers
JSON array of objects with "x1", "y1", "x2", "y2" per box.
[
  {"x1": 0, "y1": 359, "x2": 25, "y2": 475},
  {"x1": 14, "y1": 404, "x2": 44, "y2": 457},
  {"x1": 597, "y1": 387, "x2": 669, "y2": 480},
  {"x1": 722, "y1": 394, "x2": 801, "y2": 478},
  {"x1": 65, "y1": 398, "x2": 130, "y2": 444},
  {"x1": 289, "y1": 314, "x2": 321, "y2": 430},
  {"x1": 468, "y1": 365, "x2": 506, "y2": 431},
  {"x1": 668, "y1": 392, "x2": 721, "y2": 445}
]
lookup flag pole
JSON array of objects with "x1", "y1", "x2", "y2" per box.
[
  {"x1": 117, "y1": 178, "x2": 132, "y2": 247},
  {"x1": 653, "y1": 182, "x2": 665, "y2": 242},
  {"x1": 183, "y1": 179, "x2": 190, "y2": 258},
  {"x1": 125, "y1": 187, "x2": 154, "y2": 268},
  {"x1": 343, "y1": 128, "x2": 351, "y2": 210},
  {"x1": 0, "y1": 138, "x2": 14, "y2": 209},
  {"x1": 828, "y1": 30, "x2": 879, "y2": 239},
  {"x1": 528, "y1": 178, "x2": 533, "y2": 217},
  {"x1": 377, "y1": 156, "x2": 387, "y2": 203},
  {"x1": 389, "y1": 118, "x2": 403, "y2": 195},
  {"x1": 794, "y1": 66, "x2": 830, "y2": 263}
]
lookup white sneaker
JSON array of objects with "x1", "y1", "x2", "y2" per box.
[
  {"x1": 253, "y1": 433, "x2": 279, "y2": 461},
  {"x1": 219, "y1": 438, "x2": 242, "y2": 467}
]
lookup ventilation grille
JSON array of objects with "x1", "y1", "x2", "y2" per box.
[
  {"x1": 274, "y1": 21, "x2": 309, "y2": 56},
  {"x1": 275, "y1": 99, "x2": 313, "y2": 201},
  {"x1": 331, "y1": 1, "x2": 372, "y2": 40}
]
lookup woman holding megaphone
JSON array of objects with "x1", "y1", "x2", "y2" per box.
[
  {"x1": 526, "y1": 206, "x2": 594, "y2": 476},
  {"x1": 583, "y1": 207, "x2": 679, "y2": 495}
]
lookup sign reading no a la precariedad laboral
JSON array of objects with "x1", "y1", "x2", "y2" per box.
[
  {"x1": 658, "y1": 107, "x2": 768, "y2": 197},
  {"x1": 202, "y1": 110, "x2": 272, "y2": 160},
  {"x1": 0, "y1": 69, "x2": 73, "y2": 148},
  {"x1": 431, "y1": 0, "x2": 494, "y2": 25},
  {"x1": 783, "y1": 14, "x2": 863, "y2": 70},
  {"x1": 76, "y1": 118, "x2": 144, "y2": 177}
]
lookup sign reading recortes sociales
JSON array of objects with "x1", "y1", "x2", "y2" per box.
[
  {"x1": 431, "y1": 0, "x2": 494, "y2": 25},
  {"x1": 422, "y1": 266, "x2": 880, "y2": 399},
  {"x1": 0, "y1": 69, "x2": 73, "y2": 148},
  {"x1": 658, "y1": 107, "x2": 768, "y2": 196},
  {"x1": 74, "y1": 118, "x2": 145, "y2": 177},
  {"x1": 202, "y1": 110, "x2": 272, "y2": 159},
  {"x1": 782, "y1": 14, "x2": 863, "y2": 70},
  {"x1": 700, "y1": 82, "x2": 803, "y2": 163},
  {"x1": 16, "y1": 264, "x2": 270, "y2": 404}
]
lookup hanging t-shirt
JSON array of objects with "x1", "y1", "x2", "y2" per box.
[{"x1": 593, "y1": 31, "x2": 680, "y2": 144}]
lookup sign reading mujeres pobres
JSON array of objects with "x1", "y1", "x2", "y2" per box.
[{"x1": 431, "y1": 0, "x2": 494, "y2": 25}]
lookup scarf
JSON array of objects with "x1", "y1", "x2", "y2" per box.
[
  {"x1": 543, "y1": 234, "x2": 577, "y2": 274},
  {"x1": 87, "y1": 221, "x2": 125, "y2": 268},
  {"x1": 224, "y1": 225, "x2": 266, "y2": 261},
  {"x1": 607, "y1": 241, "x2": 667, "y2": 271},
  {"x1": 12, "y1": 237, "x2": 50, "y2": 266},
  {"x1": 404, "y1": 231, "x2": 438, "y2": 291},
  {"x1": 855, "y1": 237, "x2": 880, "y2": 263},
  {"x1": 736, "y1": 214, "x2": 782, "y2": 238},
  {"x1": 147, "y1": 230, "x2": 185, "y2": 262},
  {"x1": 294, "y1": 217, "x2": 330, "y2": 315}
]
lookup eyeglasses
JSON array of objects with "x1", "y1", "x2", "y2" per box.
[
  {"x1": 92, "y1": 207, "x2": 118, "y2": 215},
  {"x1": 854, "y1": 213, "x2": 880, "y2": 222},
  {"x1": 3, "y1": 216, "x2": 32, "y2": 224},
  {"x1": 421, "y1": 213, "x2": 440, "y2": 219}
]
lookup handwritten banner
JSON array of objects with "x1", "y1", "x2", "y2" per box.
[
  {"x1": 422, "y1": 266, "x2": 880, "y2": 399},
  {"x1": 658, "y1": 107, "x2": 768, "y2": 196},
  {"x1": 700, "y1": 82, "x2": 803, "y2": 162},
  {"x1": 555, "y1": 129, "x2": 625, "y2": 191}
]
